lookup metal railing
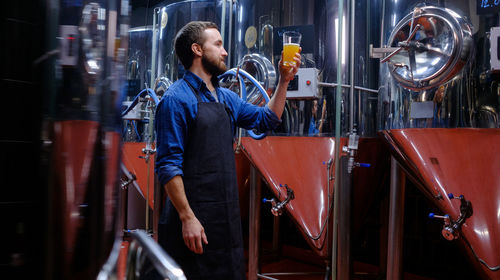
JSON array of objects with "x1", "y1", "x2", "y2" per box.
[
  {"x1": 126, "y1": 230, "x2": 186, "y2": 280},
  {"x1": 97, "y1": 230, "x2": 186, "y2": 280}
]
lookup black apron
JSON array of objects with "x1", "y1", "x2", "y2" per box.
[{"x1": 158, "y1": 79, "x2": 244, "y2": 280}]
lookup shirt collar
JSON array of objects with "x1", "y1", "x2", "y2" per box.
[{"x1": 183, "y1": 70, "x2": 220, "y2": 92}]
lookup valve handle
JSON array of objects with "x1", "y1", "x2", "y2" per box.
[
  {"x1": 448, "y1": 193, "x2": 465, "y2": 200},
  {"x1": 428, "y1": 213, "x2": 449, "y2": 219}
]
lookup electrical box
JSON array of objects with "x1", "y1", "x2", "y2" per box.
[
  {"x1": 490, "y1": 27, "x2": 500, "y2": 71},
  {"x1": 59, "y1": 25, "x2": 79, "y2": 66},
  {"x1": 286, "y1": 68, "x2": 320, "y2": 99}
]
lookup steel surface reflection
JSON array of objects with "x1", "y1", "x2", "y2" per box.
[{"x1": 386, "y1": 6, "x2": 473, "y2": 91}]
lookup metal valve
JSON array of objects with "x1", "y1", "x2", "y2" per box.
[
  {"x1": 263, "y1": 184, "x2": 295, "y2": 216},
  {"x1": 428, "y1": 213, "x2": 451, "y2": 225},
  {"x1": 448, "y1": 193, "x2": 463, "y2": 200},
  {"x1": 120, "y1": 173, "x2": 136, "y2": 190},
  {"x1": 139, "y1": 147, "x2": 156, "y2": 163},
  {"x1": 262, "y1": 198, "x2": 278, "y2": 215},
  {"x1": 341, "y1": 129, "x2": 371, "y2": 174},
  {"x1": 442, "y1": 223, "x2": 460, "y2": 241},
  {"x1": 354, "y1": 162, "x2": 371, "y2": 168},
  {"x1": 428, "y1": 193, "x2": 473, "y2": 241}
]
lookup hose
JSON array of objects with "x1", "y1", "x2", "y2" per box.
[
  {"x1": 121, "y1": 88, "x2": 159, "y2": 117},
  {"x1": 218, "y1": 68, "x2": 271, "y2": 140}
]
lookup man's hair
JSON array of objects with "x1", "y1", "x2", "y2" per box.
[{"x1": 174, "y1": 21, "x2": 219, "y2": 69}]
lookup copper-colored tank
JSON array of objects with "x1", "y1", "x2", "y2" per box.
[
  {"x1": 122, "y1": 142, "x2": 156, "y2": 209},
  {"x1": 381, "y1": 128, "x2": 500, "y2": 279},
  {"x1": 238, "y1": 136, "x2": 388, "y2": 258}
]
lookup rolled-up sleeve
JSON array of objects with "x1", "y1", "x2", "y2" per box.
[
  {"x1": 154, "y1": 94, "x2": 188, "y2": 186},
  {"x1": 225, "y1": 90, "x2": 281, "y2": 132}
]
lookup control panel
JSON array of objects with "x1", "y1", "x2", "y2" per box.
[{"x1": 286, "y1": 68, "x2": 320, "y2": 99}]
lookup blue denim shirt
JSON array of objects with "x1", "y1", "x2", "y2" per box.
[{"x1": 155, "y1": 71, "x2": 281, "y2": 186}]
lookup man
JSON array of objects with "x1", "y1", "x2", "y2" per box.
[{"x1": 155, "y1": 21, "x2": 300, "y2": 279}]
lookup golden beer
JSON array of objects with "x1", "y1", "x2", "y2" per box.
[{"x1": 283, "y1": 43, "x2": 300, "y2": 67}]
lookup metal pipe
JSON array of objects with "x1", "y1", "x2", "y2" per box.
[
  {"x1": 387, "y1": 156, "x2": 406, "y2": 280},
  {"x1": 97, "y1": 239, "x2": 123, "y2": 280},
  {"x1": 145, "y1": 8, "x2": 159, "y2": 232},
  {"x1": 248, "y1": 165, "x2": 261, "y2": 280},
  {"x1": 145, "y1": 7, "x2": 160, "y2": 232},
  {"x1": 127, "y1": 230, "x2": 186, "y2": 280},
  {"x1": 257, "y1": 274, "x2": 279, "y2": 280},
  {"x1": 150, "y1": 8, "x2": 159, "y2": 88},
  {"x1": 380, "y1": 0, "x2": 386, "y2": 47},
  {"x1": 272, "y1": 215, "x2": 280, "y2": 256},
  {"x1": 144, "y1": 100, "x2": 156, "y2": 232},
  {"x1": 261, "y1": 272, "x2": 325, "y2": 276},
  {"x1": 318, "y1": 82, "x2": 378, "y2": 94},
  {"x1": 221, "y1": 0, "x2": 226, "y2": 44},
  {"x1": 338, "y1": 156, "x2": 351, "y2": 280},
  {"x1": 153, "y1": 178, "x2": 160, "y2": 241},
  {"x1": 332, "y1": 0, "x2": 345, "y2": 278},
  {"x1": 349, "y1": 0, "x2": 356, "y2": 133},
  {"x1": 228, "y1": 0, "x2": 234, "y2": 67}
]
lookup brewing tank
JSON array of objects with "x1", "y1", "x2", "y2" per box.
[
  {"x1": 378, "y1": 0, "x2": 499, "y2": 130},
  {"x1": 153, "y1": 0, "x2": 229, "y2": 84},
  {"x1": 234, "y1": 0, "x2": 382, "y2": 137},
  {"x1": 376, "y1": 1, "x2": 500, "y2": 279}
]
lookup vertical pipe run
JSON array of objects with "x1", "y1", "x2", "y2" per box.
[
  {"x1": 145, "y1": 8, "x2": 160, "y2": 232},
  {"x1": 272, "y1": 215, "x2": 280, "y2": 257},
  {"x1": 338, "y1": 156, "x2": 351, "y2": 280},
  {"x1": 387, "y1": 157, "x2": 406, "y2": 280},
  {"x1": 349, "y1": 0, "x2": 355, "y2": 133},
  {"x1": 146, "y1": 8, "x2": 161, "y2": 232},
  {"x1": 228, "y1": 0, "x2": 234, "y2": 67},
  {"x1": 380, "y1": 0, "x2": 386, "y2": 48},
  {"x1": 150, "y1": 8, "x2": 159, "y2": 88},
  {"x1": 332, "y1": 0, "x2": 344, "y2": 279},
  {"x1": 221, "y1": 0, "x2": 226, "y2": 44},
  {"x1": 248, "y1": 165, "x2": 261, "y2": 280},
  {"x1": 153, "y1": 179, "x2": 160, "y2": 241}
]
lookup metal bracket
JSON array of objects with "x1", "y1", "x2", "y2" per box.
[{"x1": 369, "y1": 44, "x2": 401, "y2": 59}]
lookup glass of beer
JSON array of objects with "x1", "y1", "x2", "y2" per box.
[{"x1": 283, "y1": 31, "x2": 301, "y2": 67}]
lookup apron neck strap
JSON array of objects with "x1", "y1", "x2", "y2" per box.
[{"x1": 184, "y1": 79, "x2": 203, "y2": 103}]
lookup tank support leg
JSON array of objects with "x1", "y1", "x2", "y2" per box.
[
  {"x1": 249, "y1": 165, "x2": 262, "y2": 280},
  {"x1": 386, "y1": 157, "x2": 406, "y2": 280}
]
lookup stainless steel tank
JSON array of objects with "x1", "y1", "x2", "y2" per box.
[
  {"x1": 377, "y1": 1, "x2": 499, "y2": 129},
  {"x1": 234, "y1": 0, "x2": 382, "y2": 137},
  {"x1": 152, "y1": 0, "x2": 229, "y2": 84},
  {"x1": 127, "y1": 26, "x2": 153, "y2": 98}
]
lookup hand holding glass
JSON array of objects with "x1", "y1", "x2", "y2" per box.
[{"x1": 283, "y1": 31, "x2": 301, "y2": 67}]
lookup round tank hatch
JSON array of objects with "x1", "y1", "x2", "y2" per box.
[
  {"x1": 385, "y1": 6, "x2": 473, "y2": 91},
  {"x1": 237, "y1": 53, "x2": 277, "y2": 103}
]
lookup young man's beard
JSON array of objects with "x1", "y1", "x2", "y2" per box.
[{"x1": 202, "y1": 54, "x2": 227, "y2": 76}]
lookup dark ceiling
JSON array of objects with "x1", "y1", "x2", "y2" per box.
[{"x1": 130, "y1": 0, "x2": 164, "y2": 9}]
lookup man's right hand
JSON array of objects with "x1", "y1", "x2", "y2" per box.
[{"x1": 181, "y1": 216, "x2": 208, "y2": 254}]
